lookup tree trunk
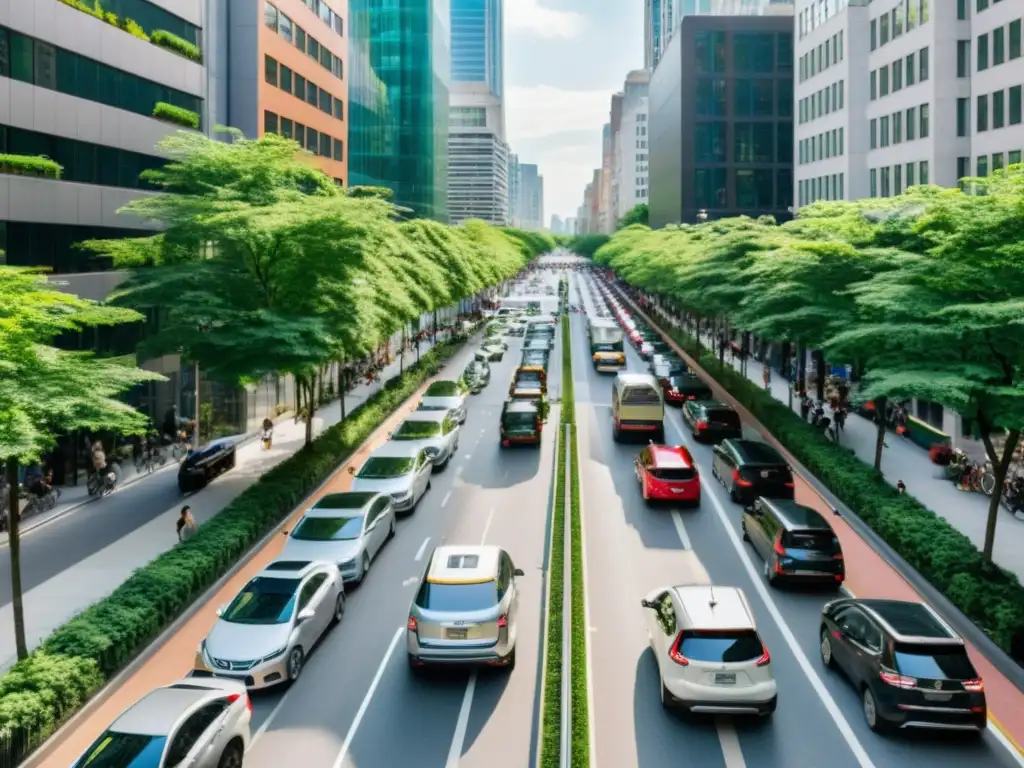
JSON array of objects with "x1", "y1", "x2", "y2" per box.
[
  {"x1": 433, "y1": 309, "x2": 439, "y2": 343},
  {"x1": 338, "y1": 354, "x2": 347, "y2": 423},
  {"x1": 400, "y1": 326, "x2": 406, "y2": 376},
  {"x1": 980, "y1": 427, "x2": 1021, "y2": 563},
  {"x1": 300, "y1": 377, "x2": 316, "y2": 446},
  {"x1": 5, "y1": 458, "x2": 28, "y2": 661},
  {"x1": 873, "y1": 396, "x2": 888, "y2": 471},
  {"x1": 797, "y1": 342, "x2": 806, "y2": 391},
  {"x1": 814, "y1": 349, "x2": 826, "y2": 401},
  {"x1": 780, "y1": 341, "x2": 791, "y2": 379}
]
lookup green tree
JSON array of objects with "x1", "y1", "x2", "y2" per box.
[
  {"x1": 568, "y1": 233, "x2": 611, "y2": 258},
  {"x1": 0, "y1": 268, "x2": 161, "y2": 661},
  {"x1": 617, "y1": 203, "x2": 649, "y2": 229}
]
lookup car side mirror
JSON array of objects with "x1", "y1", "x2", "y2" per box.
[
  {"x1": 640, "y1": 599, "x2": 654, "y2": 609},
  {"x1": 348, "y1": 466, "x2": 355, "y2": 475},
  {"x1": 514, "y1": 568, "x2": 525, "y2": 576},
  {"x1": 298, "y1": 608, "x2": 316, "y2": 622},
  {"x1": 215, "y1": 605, "x2": 225, "y2": 617}
]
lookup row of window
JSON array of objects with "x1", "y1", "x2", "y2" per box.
[
  {"x1": 263, "y1": 110, "x2": 344, "y2": 164},
  {"x1": 799, "y1": 79, "x2": 845, "y2": 125},
  {"x1": 869, "y1": 162, "x2": 930, "y2": 198},
  {"x1": 295, "y1": 0, "x2": 344, "y2": 38},
  {"x1": 693, "y1": 168, "x2": 793, "y2": 211},
  {"x1": 961, "y1": 85, "x2": 1024, "y2": 135},
  {"x1": 870, "y1": 48, "x2": 928, "y2": 102},
  {"x1": 974, "y1": 0, "x2": 1010, "y2": 13},
  {"x1": 964, "y1": 150, "x2": 1023, "y2": 182},
  {"x1": 91, "y1": 0, "x2": 201, "y2": 46},
  {"x1": 798, "y1": 173, "x2": 845, "y2": 207},
  {"x1": 692, "y1": 31, "x2": 793, "y2": 75},
  {"x1": 264, "y1": 56, "x2": 344, "y2": 122},
  {"x1": 976, "y1": 18, "x2": 1023, "y2": 73},
  {"x1": 870, "y1": 104, "x2": 930, "y2": 149},
  {"x1": 635, "y1": 188, "x2": 648, "y2": 199},
  {"x1": 798, "y1": 29, "x2": 844, "y2": 84},
  {"x1": 450, "y1": 107, "x2": 486, "y2": 128},
  {"x1": 695, "y1": 78, "x2": 793, "y2": 119},
  {"x1": 0, "y1": 27, "x2": 202, "y2": 121},
  {"x1": 798, "y1": 0, "x2": 850, "y2": 41},
  {"x1": 0, "y1": 124, "x2": 164, "y2": 190},
  {"x1": 635, "y1": 125, "x2": 647, "y2": 137},
  {"x1": 694, "y1": 122, "x2": 794, "y2": 165},
  {"x1": 635, "y1": 139, "x2": 647, "y2": 149},
  {"x1": 798, "y1": 127, "x2": 845, "y2": 165},
  {"x1": 871, "y1": 0, "x2": 930, "y2": 52},
  {"x1": 0, "y1": 221, "x2": 143, "y2": 273},
  {"x1": 263, "y1": 1, "x2": 344, "y2": 82}
]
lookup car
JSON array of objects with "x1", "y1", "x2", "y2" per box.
[
  {"x1": 612, "y1": 372, "x2": 665, "y2": 441},
  {"x1": 661, "y1": 372, "x2": 713, "y2": 405},
  {"x1": 521, "y1": 349, "x2": 550, "y2": 370},
  {"x1": 634, "y1": 442, "x2": 700, "y2": 506},
  {"x1": 651, "y1": 355, "x2": 686, "y2": 379},
  {"x1": 742, "y1": 497, "x2": 844, "y2": 588},
  {"x1": 819, "y1": 598, "x2": 986, "y2": 733},
  {"x1": 178, "y1": 438, "x2": 237, "y2": 493},
  {"x1": 506, "y1": 322, "x2": 526, "y2": 336},
  {"x1": 479, "y1": 345, "x2": 505, "y2": 362},
  {"x1": 500, "y1": 398, "x2": 543, "y2": 447},
  {"x1": 349, "y1": 442, "x2": 433, "y2": 513},
  {"x1": 641, "y1": 584, "x2": 776, "y2": 715},
  {"x1": 638, "y1": 340, "x2": 655, "y2": 359},
  {"x1": 510, "y1": 365, "x2": 547, "y2": 399},
  {"x1": 463, "y1": 360, "x2": 491, "y2": 392},
  {"x1": 195, "y1": 559, "x2": 345, "y2": 689},
  {"x1": 712, "y1": 439, "x2": 795, "y2": 505},
  {"x1": 419, "y1": 380, "x2": 468, "y2": 423},
  {"x1": 282, "y1": 492, "x2": 396, "y2": 583},
  {"x1": 524, "y1": 338, "x2": 553, "y2": 353},
  {"x1": 681, "y1": 401, "x2": 743, "y2": 443},
  {"x1": 407, "y1": 544, "x2": 525, "y2": 672},
  {"x1": 389, "y1": 409, "x2": 460, "y2": 469},
  {"x1": 70, "y1": 677, "x2": 251, "y2": 768}
]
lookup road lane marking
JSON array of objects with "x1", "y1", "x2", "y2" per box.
[
  {"x1": 670, "y1": 510, "x2": 692, "y2": 550},
  {"x1": 331, "y1": 626, "x2": 404, "y2": 768},
  {"x1": 715, "y1": 719, "x2": 747, "y2": 767},
  {"x1": 441, "y1": 490, "x2": 452, "y2": 508},
  {"x1": 415, "y1": 537, "x2": 431, "y2": 561},
  {"x1": 480, "y1": 507, "x2": 495, "y2": 545},
  {"x1": 402, "y1": 577, "x2": 418, "y2": 587},
  {"x1": 445, "y1": 671, "x2": 478, "y2": 767},
  {"x1": 663, "y1": 417, "x2": 877, "y2": 768}
]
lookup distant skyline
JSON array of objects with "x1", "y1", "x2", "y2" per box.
[{"x1": 505, "y1": 0, "x2": 643, "y2": 221}]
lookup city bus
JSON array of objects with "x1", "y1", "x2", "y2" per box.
[{"x1": 588, "y1": 317, "x2": 626, "y2": 372}]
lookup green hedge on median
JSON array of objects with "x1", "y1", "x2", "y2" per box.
[
  {"x1": 0, "y1": 340, "x2": 464, "y2": 765},
  {"x1": 631, "y1": 299, "x2": 1024, "y2": 661}
]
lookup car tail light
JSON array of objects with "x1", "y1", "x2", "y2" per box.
[
  {"x1": 962, "y1": 678, "x2": 985, "y2": 692},
  {"x1": 695, "y1": 420, "x2": 708, "y2": 430},
  {"x1": 733, "y1": 469, "x2": 753, "y2": 487},
  {"x1": 833, "y1": 552, "x2": 844, "y2": 560},
  {"x1": 879, "y1": 670, "x2": 917, "y2": 689},
  {"x1": 497, "y1": 614, "x2": 508, "y2": 628},
  {"x1": 755, "y1": 648, "x2": 771, "y2": 667},
  {"x1": 226, "y1": 692, "x2": 252, "y2": 713},
  {"x1": 773, "y1": 534, "x2": 786, "y2": 556},
  {"x1": 784, "y1": 481, "x2": 795, "y2": 488},
  {"x1": 668, "y1": 633, "x2": 689, "y2": 666},
  {"x1": 407, "y1": 616, "x2": 418, "y2": 631}
]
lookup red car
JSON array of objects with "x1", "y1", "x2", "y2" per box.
[{"x1": 633, "y1": 442, "x2": 701, "y2": 506}]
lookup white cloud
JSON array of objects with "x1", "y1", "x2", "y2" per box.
[{"x1": 506, "y1": 0, "x2": 585, "y2": 39}]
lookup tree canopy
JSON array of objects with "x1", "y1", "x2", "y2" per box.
[
  {"x1": 617, "y1": 203, "x2": 649, "y2": 229},
  {"x1": 568, "y1": 233, "x2": 612, "y2": 258}
]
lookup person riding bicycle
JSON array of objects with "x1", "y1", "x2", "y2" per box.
[
  {"x1": 29, "y1": 468, "x2": 53, "y2": 498},
  {"x1": 91, "y1": 441, "x2": 109, "y2": 478}
]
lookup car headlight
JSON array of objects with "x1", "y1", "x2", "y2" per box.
[
  {"x1": 262, "y1": 647, "x2": 287, "y2": 661},
  {"x1": 393, "y1": 490, "x2": 412, "y2": 501}
]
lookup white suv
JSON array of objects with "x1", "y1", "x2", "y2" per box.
[{"x1": 641, "y1": 584, "x2": 777, "y2": 716}]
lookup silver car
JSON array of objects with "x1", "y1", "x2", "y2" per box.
[
  {"x1": 70, "y1": 677, "x2": 250, "y2": 768},
  {"x1": 281, "y1": 491, "x2": 396, "y2": 583},
  {"x1": 407, "y1": 545, "x2": 525, "y2": 673},
  {"x1": 389, "y1": 410, "x2": 460, "y2": 470},
  {"x1": 195, "y1": 559, "x2": 345, "y2": 689},
  {"x1": 419, "y1": 380, "x2": 468, "y2": 423},
  {"x1": 349, "y1": 441, "x2": 433, "y2": 512}
]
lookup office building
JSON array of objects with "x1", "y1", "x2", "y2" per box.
[
  {"x1": 794, "y1": 0, "x2": 1024, "y2": 209},
  {"x1": 618, "y1": 96, "x2": 651, "y2": 217},
  {"x1": 517, "y1": 162, "x2": 544, "y2": 229},
  {"x1": 657, "y1": 0, "x2": 794, "y2": 68},
  {"x1": 348, "y1": 0, "x2": 450, "y2": 221},
  {"x1": 645, "y1": 0, "x2": 664, "y2": 69},
  {"x1": 564, "y1": 215, "x2": 578, "y2": 234},
  {"x1": 648, "y1": 13, "x2": 795, "y2": 226},
  {"x1": 610, "y1": 94, "x2": 624, "y2": 224},
  {"x1": 507, "y1": 151, "x2": 521, "y2": 224},
  {"x1": 599, "y1": 122, "x2": 613, "y2": 231},
  {"x1": 447, "y1": 0, "x2": 509, "y2": 224},
  {"x1": 550, "y1": 214, "x2": 564, "y2": 233}
]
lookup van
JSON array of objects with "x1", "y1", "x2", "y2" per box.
[
  {"x1": 611, "y1": 372, "x2": 664, "y2": 441},
  {"x1": 742, "y1": 497, "x2": 844, "y2": 588}
]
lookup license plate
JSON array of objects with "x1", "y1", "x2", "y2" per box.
[
  {"x1": 714, "y1": 673, "x2": 736, "y2": 685},
  {"x1": 923, "y1": 692, "x2": 952, "y2": 702},
  {"x1": 446, "y1": 627, "x2": 468, "y2": 640},
  {"x1": 761, "y1": 470, "x2": 771, "y2": 479},
  {"x1": 671, "y1": 488, "x2": 683, "y2": 493}
]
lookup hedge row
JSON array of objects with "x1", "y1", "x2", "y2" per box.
[
  {"x1": 0, "y1": 340, "x2": 464, "y2": 764},
  {"x1": 624, "y1": 291, "x2": 1024, "y2": 660},
  {"x1": 153, "y1": 102, "x2": 200, "y2": 130}
]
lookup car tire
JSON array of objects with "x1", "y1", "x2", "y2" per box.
[
  {"x1": 741, "y1": 522, "x2": 750, "y2": 542},
  {"x1": 863, "y1": 687, "x2": 888, "y2": 732},
  {"x1": 387, "y1": 517, "x2": 396, "y2": 540},
  {"x1": 819, "y1": 628, "x2": 834, "y2": 668},
  {"x1": 505, "y1": 647, "x2": 517, "y2": 671},
  {"x1": 332, "y1": 592, "x2": 346, "y2": 623},
  {"x1": 217, "y1": 742, "x2": 244, "y2": 768},
  {"x1": 660, "y1": 678, "x2": 673, "y2": 709},
  {"x1": 763, "y1": 558, "x2": 779, "y2": 587},
  {"x1": 729, "y1": 487, "x2": 740, "y2": 503},
  {"x1": 612, "y1": 424, "x2": 620, "y2": 442},
  {"x1": 287, "y1": 647, "x2": 305, "y2": 682},
  {"x1": 359, "y1": 552, "x2": 371, "y2": 583}
]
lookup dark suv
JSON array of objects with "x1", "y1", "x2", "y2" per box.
[
  {"x1": 820, "y1": 598, "x2": 986, "y2": 734},
  {"x1": 742, "y1": 498, "x2": 844, "y2": 588},
  {"x1": 681, "y1": 401, "x2": 743, "y2": 443},
  {"x1": 712, "y1": 439, "x2": 794, "y2": 504}
]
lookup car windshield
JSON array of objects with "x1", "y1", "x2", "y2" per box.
[
  {"x1": 651, "y1": 467, "x2": 695, "y2": 481},
  {"x1": 291, "y1": 515, "x2": 363, "y2": 541},
  {"x1": 358, "y1": 457, "x2": 414, "y2": 478},
  {"x1": 393, "y1": 421, "x2": 442, "y2": 440},
  {"x1": 73, "y1": 732, "x2": 168, "y2": 768},
  {"x1": 707, "y1": 409, "x2": 741, "y2": 428},
  {"x1": 425, "y1": 381, "x2": 459, "y2": 397},
  {"x1": 679, "y1": 630, "x2": 764, "y2": 663},
  {"x1": 782, "y1": 530, "x2": 838, "y2": 552},
  {"x1": 893, "y1": 644, "x2": 978, "y2": 680},
  {"x1": 516, "y1": 371, "x2": 543, "y2": 387},
  {"x1": 416, "y1": 581, "x2": 498, "y2": 612},
  {"x1": 221, "y1": 576, "x2": 299, "y2": 625}
]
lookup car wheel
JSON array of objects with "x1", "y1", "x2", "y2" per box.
[
  {"x1": 729, "y1": 487, "x2": 740, "y2": 503},
  {"x1": 387, "y1": 517, "x2": 396, "y2": 540},
  {"x1": 820, "y1": 628, "x2": 834, "y2": 668},
  {"x1": 287, "y1": 647, "x2": 305, "y2": 682},
  {"x1": 332, "y1": 592, "x2": 346, "y2": 623},
  {"x1": 660, "y1": 678, "x2": 673, "y2": 709},
  {"x1": 863, "y1": 687, "x2": 887, "y2": 732},
  {"x1": 505, "y1": 647, "x2": 516, "y2": 671},
  {"x1": 763, "y1": 558, "x2": 779, "y2": 586},
  {"x1": 741, "y1": 522, "x2": 750, "y2": 542},
  {"x1": 217, "y1": 742, "x2": 244, "y2": 768},
  {"x1": 359, "y1": 552, "x2": 371, "y2": 582}
]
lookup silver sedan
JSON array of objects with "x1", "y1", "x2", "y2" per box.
[
  {"x1": 389, "y1": 410, "x2": 461, "y2": 469},
  {"x1": 348, "y1": 441, "x2": 433, "y2": 512}
]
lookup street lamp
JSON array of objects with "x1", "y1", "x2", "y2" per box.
[{"x1": 696, "y1": 209, "x2": 709, "y2": 224}]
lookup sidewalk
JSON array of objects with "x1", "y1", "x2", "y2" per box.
[{"x1": 0, "y1": 336, "x2": 445, "y2": 671}]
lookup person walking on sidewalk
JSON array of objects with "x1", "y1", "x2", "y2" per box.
[
  {"x1": 762, "y1": 366, "x2": 772, "y2": 392},
  {"x1": 177, "y1": 505, "x2": 198, "y2": 542}
]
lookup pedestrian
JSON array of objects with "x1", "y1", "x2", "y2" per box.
[
  {"x1": 896, "y1": 480, "x2": 907, "y2": 494},
  {"x1": 762, "y1": 365, "x2": 772, "y2": 392},
  {"x1": 177, "y1": 505, "x2": 198, "y2": 542}
]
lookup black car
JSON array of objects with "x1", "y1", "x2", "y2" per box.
[
  {"x1": 711, "y1": 439, "x2": 794, "y2": 504},
  {"x1": 661, "y1": 372, "x2": 713, "y2": 405},
  {"x1": 681, "y1": 401, "x2": 743, "y2": 443},
  {"x1": 820, "y1": 598, "x2": 987, "y2": 734},
  {"x1": 178, "y1": 438, "x2": 237, "y2": 493},
  {"x1": 742, "y1": 497, "x2": 844, "y2": 588},
  {"x1": 650, "y1": 354, "x2": 685, "y2": 377}
]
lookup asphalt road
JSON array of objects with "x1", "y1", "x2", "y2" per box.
[
  {"x1": 570, "y1": 270, "x2": 1021, "y2": 768},
  {"x1": 238, "y1": 276, "x2": 563, "y2": 768}
]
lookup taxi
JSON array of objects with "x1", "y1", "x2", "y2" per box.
[
  {"x1": 510, "y1": 365, "x2": 546, "y2": 399},
  {"x1": 633, "y1": 442, "x2": 701, "y2": 506}
]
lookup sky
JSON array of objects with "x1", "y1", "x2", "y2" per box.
[{"x1": 504, "y1": 0, "x2": 644, "y2": 224}]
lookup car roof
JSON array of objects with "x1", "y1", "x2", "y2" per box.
[
  {"x1": 259, "y1": 559, "x2": 320, "y2": 577},
  {"x1": 673, "y1": 585, "x2": 755, "y2": 630},
  {"x1": 648, "y1": 443, "x2": 694, "y2": 469},
  {"x1": 616, "y1": 372, "x2": 659, "y2": 387},
  {"x1": 112, "y1": 685, "x2": 217, "y2": 735},
  {"x1": 402, "y1": 410, "x2": 448, "y2": 423},
  {"x1": 728, "y1": 439, "x2": 785, "y2": 465},
  {"x1": 311, "y1": 492, "x2": 378, "y2": 511},
  {"x1": 854, "y1": 599, "x2": 960, "y2": 642},
  {"x1": 758, "y1": 498, "x2": 830, "y2": 530},
  {"x1": 368, "y1": 442, "x2": 423, "y2": 459},
  {"x1": 504, "y1": 398, "x2": 538, "y2": 413},
  {"x1": 427, "y1": 545, "x2": 500, "y2": 584}
]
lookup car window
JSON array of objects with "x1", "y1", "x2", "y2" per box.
[
  {"x1": 415, "y1": 581, "x2": 499, "y2": 612},
  {"x1": 291, "y1": 515, "x2": 364, "y2": 541},
  {"x1": 707, "y1": 409, "x2": 741, "y2": 428},
  {"x1": 656, "y1": 593, "x2": 675, "y2": 635},
  {"x1": 678, "y1": 630, "x2": 764, "y2": 663},
  {"x1": 73, "y1": 732, "x2": 168, "y2": 768},
  {"x1": 418, "y1": 451, "x2": 432, "y2": 470},
  {"x1": 893, "y1": 643, "x2": 978, "y2": 680},
  {"x1": 496, "y1": 554, "x2": 512, "y2": 600},
  {"x1": 298, "y1": 572, "x2": 328, "y2": 610},
  {"x1": 222, "y1": 577, "x2": 300, "y2": 624},
  {"x1": 373, "y1": 497, "x2": 391, "y2": 520},
  {"x1": 392, "y1": 420, "x2": 442, "y2": 440},
  {"x1": 443, "y1": 417, "x2": 456, "y2": 435},
  {"x1": 165, "y1": 701, "x2": 228, "y2": 766},
  {"x1": 358, "y1": 457, "x2": 414, "y2": 478},
  {"x1": 836, "y1": 608, "x2": 871, "y2": 644}
]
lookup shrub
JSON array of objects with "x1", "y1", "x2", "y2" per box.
[
  {"x1": 0, "y1": 342, "x2": 462, "y2": 764},
  {"x1": 55, "y1": 0, "x2": 103, "y2": 20},
  {"x1": 120, "y1": 18, "x2": 150, "y2": 42},
  {"x1": 627, "y1": 295, "x2": 1024, "y2": 659},
  {"x1": 151, "y1": 30, "x2": 202, "y2": 62},
  {"x1": 0, "y1": 155, "x2": 62, "y2": 180},
  {"x1": 152, "y1": 102, "x2": 200, "y2": 130}
]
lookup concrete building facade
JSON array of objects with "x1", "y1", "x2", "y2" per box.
[{"x1": 617, "y1": 96, "x2": 651, "y2": 218}]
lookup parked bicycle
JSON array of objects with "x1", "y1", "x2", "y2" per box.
[
  {"x1": 135, "y1": 442, "x2": 168, "y2": 474},
  {"x1": 945, "y1": 448, "x2": 996, "y2": 495}
]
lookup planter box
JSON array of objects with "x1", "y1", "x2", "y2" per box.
[{"x1": 906, "y1": 415, "x2": 950, "y2": 450}]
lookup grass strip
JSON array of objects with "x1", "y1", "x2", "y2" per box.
[{"x1": 539, "y1": 417, "x2": 566, "y2": 767}]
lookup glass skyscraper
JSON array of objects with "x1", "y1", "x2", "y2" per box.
[
  {"x1": 451, "y1": 0, "x2": 502, "y2": 97},
  {"x1": 348, "y1": 0, "x2": 451, "y2": 222}
]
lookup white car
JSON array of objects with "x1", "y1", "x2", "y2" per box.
[
  {"x1": 641, "y1": 584, "x2": 777, "y2": 716},
  {"x1": 389, "y1": 409, "x2": 460, "y2": 470},
  {"x1": 349, "y1": 441, "x2": 433, "y2": 513},
  {"x1": 281, "y1": 491, "x2": 396, "y2": 583},
  {"x1": 419, "y1": 380, "x2": 468, "y2": 423},
  {"x1": 196, "y1": 560, "x2": 345, "y2": 689}
]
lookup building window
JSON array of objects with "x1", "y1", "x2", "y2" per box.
[
  {"x1": 870, "y1": 19, "x2": 877, "y2": 50},
  {"x1": 1011, "y1": 20, "x2": 1022, "y2": 60},
  {"x1": 870, "y1": 118, "x2": 877, "y2": 149},
  {"x1": 920, "y1": 103, "x2": 930, "y2": 138},
  {"x1": 695, "y1": 122, "x2": 727, "y2": 162},
  {"x1": 280, "y1": 117, "x2": 293, "y2": 139},
  {"x1": 265, "y1": 55, "x2": 278, "y2": 86},
  {"x1": 893, "y1": 111, "x2": 902, "y2": 143},
  {"x1": 696, "y1": 78, "x2": 727, "y2": 116},
  {"x1": 977, "y1": 93, "x2": 989, "y2": 131},
  {"x1": 892, "y1": 60, "x2": 902, "y2": 91},
  {"x1": 957, "y1": 98, "x2": 969, "y2": 136},
  {"x1": 334, "y1": 99, "x2": 344, "y2": 120},
  {"x1": 870, "y1": 168, "x2": 877, "y2": 197},
  {"x1": 880, "y1": 67, "x2": 889, "y2": 97},
  {"x1": 992, "y1": 152, "x2": 1004, "y2": 172},
  {"x1": 908, "y1": 161, "x2": 917, "y2": 188},
  {"x1": 264, "y1": 111, "x2": 278, "y2": 134},
  {"x1": 919, "y1": 47, "x2": 929, "y2": 81},
  {"x1": 777, "y1": 78, "x2": 793, "y2": 117},
  {"x1": 956, "y1": 156, "x2": 968, "y2": 187},
  {"x1": 957, "y1": 40, "x2": 970, "y2": 77},
  {"x1": 1010, "y1": 150, "x2": 1022, "y2": 165},
  {"x1": 734, "y1": 123, "x2": 774, "y2": 163},
  {"x1": 694, "y1": 168, "x2": 726, "y2": 208},
  {"x1": 880, "y1": 115, "x2": 890, "y2": 147},
  {"x1": 994, "y1": 27, "x2": 1005, "y2": 66},
  {"x1": 919, "y1": 160, "x2": 929, "y2": 184},
  {"x1": 870, "y1": 70, "x2": 877, "y2": 100},
  {"x1": 881, "y1": 166, "x2": 890, "y2": 197},
  {"x1": 734, "y1": 33, "x2": 774, "y2": 73},
  {"x1": 894, "y1": 163, "x2": 902, "y2": 196},
  {"x1": 880, "y1": 13, "x2": 890, "y2": 45},
  {"x1": 1011, "y1": 85, "x2": 1022, "y2": 125},
  {"x1": 280, "y1": 65, "x2": 293, "y2": 93},
  {"x1": 977, "y1": 154, "x2": 988, "y2": 177},
  {"x1": 906, "y1": 52, "x2": 916, "y2": 86},
  {"x1": 993, "y1": 89, "x2": 1005, "y2": 129},
  {"x1": 735, "y1": 79, "x2": 774, "y2": 117},
  {"x1": 694, "y1": 30, "x2": 726, "y2": 73},
  {"x1": 978, "y1": 33, "x2": 989, "y2": 71}
]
